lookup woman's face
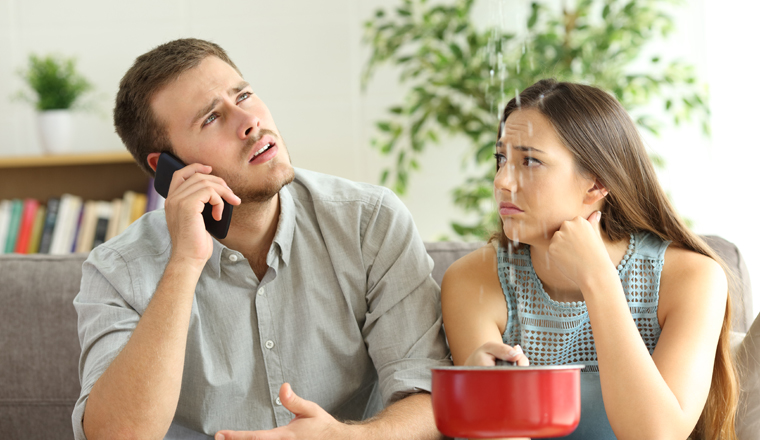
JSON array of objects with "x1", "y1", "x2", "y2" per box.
[{"x1": 495, "y1": 108, "x2": 598, "y2": 246}]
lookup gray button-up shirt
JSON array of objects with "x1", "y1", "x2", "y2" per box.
[{"x1": 72, "y1": 168, "x2": 451, "y2": 439}]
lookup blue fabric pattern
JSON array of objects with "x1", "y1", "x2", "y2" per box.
[{"x1": 496, "y1": 231, "x2": 669, "y2": 438}]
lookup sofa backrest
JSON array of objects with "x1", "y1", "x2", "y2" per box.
[
  {"x1": 0, "y1": 235, "x2": 754, "y2": 439},
  {"x1": 425, "y1": 235, "x2": 754, "y2": 333}
]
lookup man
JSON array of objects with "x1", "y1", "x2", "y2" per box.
[{"x1": 72, "y1": 38, "x2": 450, "y2": 440}]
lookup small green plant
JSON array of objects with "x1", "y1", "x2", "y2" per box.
[
  {"x1": 363, "y1": 0, "x2": 709, "y2": 240},
  {"x1": 16, "y1": 54, "x2": 93, "y2": 111}
]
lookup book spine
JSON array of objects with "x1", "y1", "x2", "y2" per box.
[
  {"x1": 4, "y1": 199, "x2": 23, "y2": 253},
  {"x1": 49, "y1": 194, "x2": 73, "y2": 255},
  {"x1": 66, "y1": 198, "x2": 84, "y2": 254},
  {"x1": 27, "y1": 205, "x2": 47, "y2": 254},
  {"x1": 38, "y1": 197, "x2": 60, "y2": 254},
  {"x1": 14, "y1": 199, "x2": 40, "y2": 254},
  {"x1": 0, "y1": 200, "x2": 11, "y2": 254},
  {"x1": 75, "y1": 201, "x2": 96, "y2": 254},
  {"x1": 91, "y1": 201, "x2": 112, "y2": 250},
  {"x1": 105, "y1": 199, "x2": 122, "y2": 241}
]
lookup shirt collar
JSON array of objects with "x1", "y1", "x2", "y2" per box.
[
  {"x1": 207, "y1": 182, "x2": 296, "y2": 277},
  {"x1": 271, "y1": 183, "x2": 295, "y2": 267}
]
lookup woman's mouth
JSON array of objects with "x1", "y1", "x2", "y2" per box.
[{"x1": 499, "y1": 202, "x2": 523, "y2": 216}]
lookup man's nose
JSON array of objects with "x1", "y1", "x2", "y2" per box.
[{"x1": 237, "y1": 108, "x2": 261, "y2": 140}]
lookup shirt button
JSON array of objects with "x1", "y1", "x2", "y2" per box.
[
  {"x1": 275, "y1": 397, "x2": 282, "y2": 406},
  {"x1": 265, "y1": 340, "x2": 275, "y2": 349},
  {"x1": 257, "y1": 287, "x2": 265, "y2": 296},
  {"x1": 229, "y1": 254, "x2": 238, "y2": 262}
]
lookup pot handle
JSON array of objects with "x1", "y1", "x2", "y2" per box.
[{"x1": 495, "y1": 359, "x2": 517, "y2": 367}]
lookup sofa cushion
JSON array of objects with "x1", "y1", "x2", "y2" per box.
[
  {"x1": 736, "y1": 314, "x2": 760, "y2": 439},
  {"x1": 0, "y1": 253, "x2": 86, "y2": 440}
]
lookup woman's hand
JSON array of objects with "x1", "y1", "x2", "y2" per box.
[
  {"x1": 547, "y1": 211, "x2": 617, "y2": 291},
  {"x1": 464, "y1": 341, "x2": 530, "y2": 367}
]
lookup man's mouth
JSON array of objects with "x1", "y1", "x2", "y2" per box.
[{"x1": 252, "y1": 142, "x2": 274, "y2": 160}]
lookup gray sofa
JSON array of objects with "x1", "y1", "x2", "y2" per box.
[{"x1": 1, "y1": 237, "x2": 758, "y2": 439}]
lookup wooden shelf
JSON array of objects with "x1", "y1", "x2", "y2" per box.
[{"x1": 0, "y1": 151, "x2": 151, "y2": 201}]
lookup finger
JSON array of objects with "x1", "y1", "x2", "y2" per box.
[
  {"x1": 216, "y1": 427, "x2": 289, "y2": 440},
  {"x1": 168, "y1": 163, "x2": 212, "y2": 195},
  {"x1": 587, "y1": 210, "x2": 602, "y2": 235},
  {"x1": 511, "y1": 345, "x2": 530, "y2": 367},
  {"x1": 171, "y1": 179, "x2": 240, "y2": 212},
  {"x1": 279, "y1": 383, "x2": 320, "y2": 418}
]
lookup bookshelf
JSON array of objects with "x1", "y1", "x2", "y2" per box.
[{"x1": 0, "y1": 151, "x2": 150, "y2": 201}]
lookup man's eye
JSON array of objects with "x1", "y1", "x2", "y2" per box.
[
  {"x1": 203, "y1": 113, "x2": 218, "y2": 127},
  {"x1": 237, "y1": 92, "x2": 251, "y2": 103}
]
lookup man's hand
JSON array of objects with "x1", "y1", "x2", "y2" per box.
[
  {"x1": 164, "y1": 163, "x2": 240, "y2": 266},
  {"x1": 215, "y1": 383, "x2": 355, "y2": 440}
]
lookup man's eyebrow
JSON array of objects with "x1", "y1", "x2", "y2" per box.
[
  {"x1": 495, "y1": 140, "x2": 546, "y2": 154},
  {"x1": 191, "y1": 81, "x2": 251, "y2": 127}
]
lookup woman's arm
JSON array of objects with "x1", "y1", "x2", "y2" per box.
[
  {"x1": 549, "y1": 214, "x2": 727, "y2": 440},
  {"x1": 442, "y1": 244, "x2": 519, "y2": 366}
]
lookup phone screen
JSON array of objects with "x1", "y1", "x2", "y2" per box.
[{"x1": 154, "y1": 152, "x2": 233, "y2": 239}]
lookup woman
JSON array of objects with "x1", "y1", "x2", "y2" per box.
[{"x1": 441, "y1": 79, "x2": 738, "y2": 440}]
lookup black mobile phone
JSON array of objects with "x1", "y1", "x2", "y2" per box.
[{"x1": 154, "y1": 152, "x2": 233, "y2": 239}]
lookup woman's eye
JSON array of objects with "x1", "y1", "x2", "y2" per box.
[
  {"x1": 494, "y1": 153, "x2": 507, "y2": 168},
  {"x1": 202, "y1": 113, "x2": 218, "y2": 127},
  {"x1": 524, "y1": 157, "x2": 542, "y2": 167}
]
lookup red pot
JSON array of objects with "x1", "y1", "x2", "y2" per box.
[{"x1": 431, "y1": 365, "x2": 583, "y2": 438}]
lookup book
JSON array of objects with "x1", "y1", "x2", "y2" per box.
[
  {"x1": 146, "y1": 178, "x2": 159, "y2": 212},
  {"x1": 75, "y1": 201, "x2": 97, "y2": 253},
  {"x1": 130, "y1": 193, "x2": 147, "y2": 224},
  {"x1": 14, "y1": 199, "x2": 40, "y2": 254},
  {"x1": 27, "y1": 205, "x2": 46, "y2": 254},
  {"x1": 91, "y1": 201, "x2": 113, "y2": 249},
  {"x1": 50, "y1": 194, "x2": 82, "y2": 255},
  {"x1": 38, "y1": 197, "x2": 60, "y2": 254},
  {"x1": 0, "y1": 200, "x2": 11, "y2": 254},
  {"x1": 105, "y1": 198, "x2": 122, "y2": 241},
  {"x1": 65, "y1": 197, "x2": 84, "y2": 254},
  {"x1": 4, "y1": 199, "x2": 23, "y2": 253},
  {"x1": 117, "y1": 191, "x2": 136, "y2": 236}
]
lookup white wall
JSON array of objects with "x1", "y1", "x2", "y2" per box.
[{"x1": 1, "y1": 0, "x2": 757, "y2": 316}]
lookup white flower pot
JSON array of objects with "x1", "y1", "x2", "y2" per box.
[{"x1": 37, "y1": 110, "x2": 73, "y2": 154}]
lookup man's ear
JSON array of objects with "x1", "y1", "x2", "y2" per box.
[
  {"x1": 584, "y1": 178, "x2": 608, "y2": 205},
  {"x1": 147, "y1": 152, "x2": 161, "y2": 172}
]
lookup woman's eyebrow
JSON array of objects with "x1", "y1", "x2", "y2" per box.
[{"x1": 495, "y1": 140, "x2": 546, "y2": 154}]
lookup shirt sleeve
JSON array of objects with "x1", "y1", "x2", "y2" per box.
[
  {"x1": 360, "y1": 188, "x2": 452, "y2": 406},
  {"x1": 71, "y1": 246, "x2": 143, "y2": 440}
]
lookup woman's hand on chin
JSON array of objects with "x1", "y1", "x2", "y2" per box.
[
  {"x1": 547, "y1": 211, "x2": 617, "y2": 290},
  {"x1": 464, "y1": 341, "x2": 531, "y2": 367}
]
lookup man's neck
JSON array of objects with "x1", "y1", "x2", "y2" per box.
[{"x1": 219, "y1": 194, "x2": 281, "y2": 276}]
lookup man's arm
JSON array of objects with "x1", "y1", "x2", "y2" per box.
[
  {"x1": 79, "y1": 164, "x2": 240, "y2": 439},
  {"x1": 82, "y1": 258, "x2": 204, "y2": 439},
  {"x1": 216, "y1": 384, "x2": 441, "y2": 440}
]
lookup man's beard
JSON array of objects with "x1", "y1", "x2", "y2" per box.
[{"x1": 215, "y1": 130, "x2": 295, "y2": 204}]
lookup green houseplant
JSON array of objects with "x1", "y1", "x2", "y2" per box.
[
  {"x1": 362, "y1": 0, "x2": 709, "y2": 240},
  {"x1": 16, "y1": 54, "x2": 93, "y2": 154}
]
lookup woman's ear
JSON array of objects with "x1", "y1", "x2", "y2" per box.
[{"x1": 584, "y1": 179, "x2": 608, "y2": 205}]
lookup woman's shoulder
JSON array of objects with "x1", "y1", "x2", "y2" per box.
[
  {"x1": 443, "y1": 242, "x2": 499, "y2": 284},
  {"x1": 658, "y1": 245, "x2": 728, "y2": 320}
]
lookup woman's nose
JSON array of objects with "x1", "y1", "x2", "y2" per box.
[{"x1": 494, "y1": 163, "x2": 518, "y2": 192}]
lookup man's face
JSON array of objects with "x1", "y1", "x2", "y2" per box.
[{"x1": 151, "y1": 56, "x2": 294, "y2": 203}]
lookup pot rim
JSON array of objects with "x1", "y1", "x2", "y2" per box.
[{"x1": 432, "y1": 364, "x2": 585, "y2": 372}]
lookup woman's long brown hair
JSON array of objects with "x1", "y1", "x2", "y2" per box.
[{"x1": 496, "y1": 79, "x2": 738, "y2": 439}]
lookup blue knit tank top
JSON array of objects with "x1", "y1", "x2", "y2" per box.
[
  {"x1": 496, "y1": 230, "x2": 668, "y2": 369},
  {"x1": 495, "y1": 231, "x2": 670, "y2": 439}
]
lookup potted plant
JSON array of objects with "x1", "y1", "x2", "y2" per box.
[
  {"x1": 363, "y1": 0, "x2": 709, "y2": 240},
  {"x1": 16, "y1": 54, "x2": 93, "y2": 154}
]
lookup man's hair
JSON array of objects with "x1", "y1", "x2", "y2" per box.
[{"x1": 114, "y1": 38, "x2": 241, "y2": 176}]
